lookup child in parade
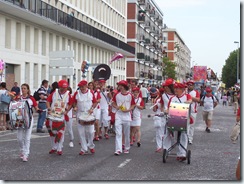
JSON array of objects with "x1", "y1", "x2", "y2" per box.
[
  {"x1": 130, "y1": 87, "x2": 144, "y2": 147},
  {"x1": 152, "y1": 88, "x2": 165, "y2": 152}
]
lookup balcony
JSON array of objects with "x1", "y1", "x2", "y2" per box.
[
  {"x1": 157, "y1": 19, "x2": 163, "y2": 26},
  {"x1": 137, "y1": 14, "x2": 145, "y2": 23},
  {"x1": 137, "y1": 53, "x2": 145, "y2": 60},
  {"x1": 138, "y1": 0, "x2": 146, "y2": 5},
  {"x1": 137, "y1": 34, "x2": 145, "y2": 43},
  {"x1": 153, "y1": 59, "x2": 159, "y2": 65},
  {"x1": 144, "y1": 38, "x2": 150, "y2": 45},
  {"x1": 1, "y1": 0, "x2": 135, "y2": 55},
  {"x1": 145, "y1": 55, "x2": 150, "y2": 62},
  {"x1": 144, "y1": 21, "x2": 150, "y2": 28},
  {"x1": 150, "y1": 26, "x2": 156, "y2": 33}
]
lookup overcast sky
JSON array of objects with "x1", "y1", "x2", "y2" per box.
[{"x1": 154, "y1": 0, "x2": 240, "y2": 77}]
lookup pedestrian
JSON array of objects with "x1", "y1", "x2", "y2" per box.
[
  {"x1": 140, "y1": 84, "x2": 149, "y2": 108},
  {"x1": 222, "y1": 93, "x2": 227, "y2": 106},
  {"x1": 111, "y1": 80, "x2": 135, "y2": 155},
  {"x1": 66, "y1": 87, "x2": 74, "y2": 148},
  {"x1": 46, "y1": 80, "x2": 72, "y2": 155},
  {"x1": 167, "y1": 82, "x2": 192, "y2": 162},
  {"x1": 152, "y1": 87, "x2": 165, "y2": 153},
  {"x1": 11, "y1": 82, "x2": 20, "y2": 96},
  {"x1": 50, "y1": 81, "x2": 59, "y2": 94},
  {"x1": 98, "y1": 80, "x2": 112, "y2": 140},
  {"x1": 130, "y1": 87, "x2": 144, "y2": 147},
  {"x1": 161, "y1": 78, "x2": 175, "y2": 151},
  {"x1": 93, "y1": 80, "x2": 102, "y2": 141},
  {"x1": 36, "y1": 79, "x2": 49, "y2": 133},
  {"x1": 186, "y1": 80, "x2": 200, "y2": 144},
  {"x1": 0, "y1": 82, "x2": 9, "y2": 131},
  {"x1": 71, "y1": 80, "x2": 97, "y2": 155},
  {"x1": 200, "y1": 87, "x2": 218, "y2": 133},
  {"x1": 17, "y1": 83, "x2": 40, "y2": 162},
  {"x1": 233, "y1": 91, "x2": 238, "y2": 114}
]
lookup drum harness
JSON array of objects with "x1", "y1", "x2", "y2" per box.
[{"x1": 51, "y1": 89, "x2": 69, "y2": 118}]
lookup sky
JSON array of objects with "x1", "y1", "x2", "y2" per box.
[{"x1": 154, "y1": 0, "x2": 240, "y2": 78}]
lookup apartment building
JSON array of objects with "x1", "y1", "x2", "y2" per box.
[
  {"x1": 163, "y1": 28, "x2": 191, "y2": 82},
  {"x1": 0, "y1": 0, "x2": 134, "y2": 92},
  {"x1": 126, "y1": 0, "x2": 166, "y2": 86}
]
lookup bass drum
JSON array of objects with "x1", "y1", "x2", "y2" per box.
[{"x1": 9, "y1": 100, "x2": 32, "y2": 130}]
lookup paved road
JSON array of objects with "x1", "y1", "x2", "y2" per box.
[{"x1": 0, "y1": 102, "x2": 240, "y2": 181}]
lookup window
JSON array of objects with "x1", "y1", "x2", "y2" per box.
[
  {"x1": 5, "y1": 19, "x2": 11, "y2": 49},
  {"x1": 16, "y1": 22, "x2": 21, "y2": 50}
]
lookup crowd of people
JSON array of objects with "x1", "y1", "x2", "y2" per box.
[{"x1": 0, "y1": 78, "x2": 240, "y2": 175}]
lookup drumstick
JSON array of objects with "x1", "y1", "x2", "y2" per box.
[
  {"x1": 147, "y1": 113, "x2": 166, "y2": 118},
  {"x1": 149, "y1": 103, "x2": 158, "y2": 109}
]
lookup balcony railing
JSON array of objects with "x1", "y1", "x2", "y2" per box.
[{"x1": 2, "y1": 0, "x2": 135, "y2": 55}]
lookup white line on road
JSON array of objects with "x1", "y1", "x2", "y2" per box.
[{"x1": 118, "y1": 159, "x2": 132, "y2": 168}]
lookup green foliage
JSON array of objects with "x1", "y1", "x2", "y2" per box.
[
  {"x1": 222, "y1": 49, "x2": 239, "y2": 88},
  {"x1": 162, "y1": 57, "x2": 177, "y2": 80}
]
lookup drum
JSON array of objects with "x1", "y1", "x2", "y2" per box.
[
  {"x1": 78, "y1": 112, "x2": 96, "y2": 125},
  {"x1": 46, "y1": 114, "x2": 64, "y2": 122},
  {"x1": 8, "y1": 100, "x2": 32, "y2": 129},
  {"x1": 167, "y1": 102, "x2": 191, "y2": 131}
]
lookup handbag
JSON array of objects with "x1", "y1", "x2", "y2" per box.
[{"x1": 1, "y1": 93, "x2": 11, "y2": 104}]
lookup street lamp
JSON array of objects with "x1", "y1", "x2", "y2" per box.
[{"x1": 234, "y1": 41, "x2": 239, "y2": 83}]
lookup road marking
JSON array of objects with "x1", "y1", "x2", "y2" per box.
[
  {"x1": 118, "y1": 159, "x2": 131, "y2": 168},
  {"x1": 0, "y1": 134, "x2": 50, "y2": 143}
]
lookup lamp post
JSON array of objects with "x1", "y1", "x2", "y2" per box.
[{"x1": 234, "y1": 41, "x2": 239, "y2": 83}]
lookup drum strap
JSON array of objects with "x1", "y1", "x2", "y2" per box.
[
  {"x1": 177, "y1": 97, "x2": 182, "y2": 103},
  {"x1": 101, "y1": 91, "x2": 109, "y2": 104}
]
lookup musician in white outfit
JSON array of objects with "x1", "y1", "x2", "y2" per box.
[
  {"x1": 152, "y1": 88, "x2": 165, "y2": 152},
  {"x1": 162, "y1": 78, "x2": 175, "y2": 151},
  {"x1": 186, "y1": 80, "x2": 200, "y2": 144},
  {"x1": 17, "y1": 83, "x2": 40, "y2": 162},
  {"x1": 112, "y1": 80, "x2": 135, "y2": 155},
  {"x1": 71, "y1": 80, "x2": 97, "y2": 155},
  {"x1": 167, "y1": 82, "x2": 192, "y2": 162},
  {"x1": 46, "y1": 80, "x2": 72, "y2": 156}
]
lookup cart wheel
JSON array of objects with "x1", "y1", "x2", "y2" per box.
[
  {"x1": 187, "y1": 150, "x2": 191, "y2": 164},
  {"x1": 162, "y1": 149, "x2": 167, "y2": 163}
]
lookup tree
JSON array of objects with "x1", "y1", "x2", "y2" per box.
[
  {"x1": 162, "y1": 57, "x2": 177, "y2": 80},
  {"x1": 222, "y1": 49, "x2": 239, "y2": 88}
]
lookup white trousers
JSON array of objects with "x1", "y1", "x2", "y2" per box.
[
  {"x1": 187, "y1": 113, "x2": 197, "y2": 142},
  {"x1": 49, "y1": 121, "x2": 65, "y2": 152},
  {"x1": 115, "y1": 119, "x2": 130, "y2": 152},
  {"x1": 154, "y1": 116, "x2": 166, "y2": 150},
  {"x1": 99, "y1": 108, "x2": 109, "y2": 128},
  {"x1": 65, "y1": 118, "x2": 74, "y2": 141},
  {"x1": 155, "y1": 126, "x2": 164, "y2": 150},
  {"x1": 17, "y1": 118, "x2": 34, "y2": 157},
  {"x1": 77, "y1": 124, "x2": 95, "y2": 152}
]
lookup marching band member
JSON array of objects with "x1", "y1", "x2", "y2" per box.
[
  {"x1": 167, "y1": 82, "x2": 192, "y2": 162},
  {"x1": 186, "y1": 80, "x2": 200, "y2": 144},
  {"x1": 71, "y1": 80, "x2": 97, "y2": 155},
  {"x1": 17, "y1": 83, "x2": 40, "y2": 162},
  {"x1": 152, "y1": 88, "x2": 165, "y2": 153},
  {"x1": 93, "y1": 80, "x2": 102, "y2": 141},
  {"x1": 112, "y1": 80, "x2": 135, "y2": 155},
  {"x1": 98, "y1": 80, "x2": 112, "y2": 139},
  {"x1": 162, "y1": 78, "x2": 175, "y2": 151},
  {"x1": 46, "y1": 80, "x2": 72, "y2": 156},
  {"x1": 66, "y1": 87, "x2": 75, "y2": 148},
  {"x1": 130, "y1": 87, "x2": 144, "y2": 147}
]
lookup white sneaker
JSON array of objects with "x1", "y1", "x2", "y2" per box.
[
  {"x1": 124, "y1": 150, "x2": 129, "y2": 154},
  {"x1": 69, "y1": 141, "x2": 74, "y2": 148},
  {"x1": 22, "y1": 156, "x2": 28, "y2": 162}
]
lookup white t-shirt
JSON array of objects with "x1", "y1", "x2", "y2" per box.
[
  {"x1": 188, "y1": 90, "x2": 200, "y2": 113},
  {"x1": 162, "y1": 93, "x2": 174, "y2": 110},
  {"x1": 132, "y1": 97, "x2": 144, "y2": 120},
  {"x1": 201, "y1": 95, "x2": 217, "y2": 112},
  {"x1": 140, "y1": 87, "x2": 148, "y2": 98},
  {"x1": 112, "y1": 92, "x2": 135, "y2": 121}
]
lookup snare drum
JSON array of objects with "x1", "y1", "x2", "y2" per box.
[
  {"x1": 78, "y1": 112, "x2": 96, "y2": 125},
  {"x1": 8, "y1": 100, "x2": 32, "y2": 129},
  {"x1": 167, "y1": 102, "x2": 191, "y2": 131},
  {"x1": 47, "y1": 114, "x2": 64, "y2": 122}
]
